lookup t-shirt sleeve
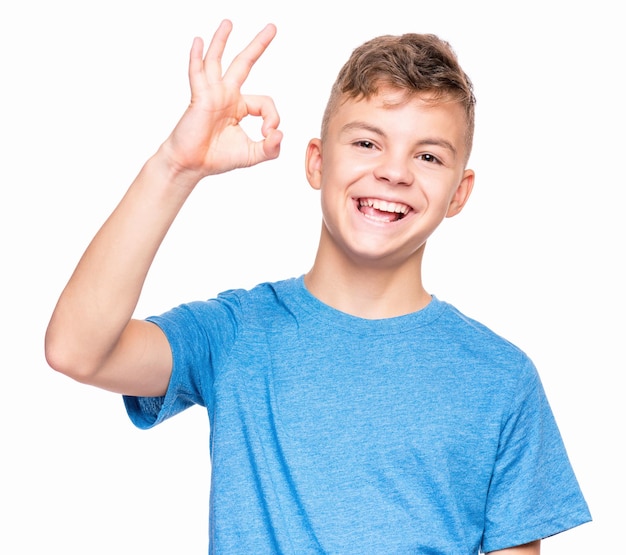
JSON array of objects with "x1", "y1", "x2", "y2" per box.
[
  {"x1": 123, "y1": 296, "x2": 239, "y2": 430},
  {"x1": 481, "y1": 360, "x2": 592, "y2": 552}
]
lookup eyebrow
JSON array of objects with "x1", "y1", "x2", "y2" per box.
[
  {"x1": 340, "y1": 121, "x2": 458, "y2": 158},
  {"x1": 340, "y1": 121, "x2": 386, "y2": 137}
]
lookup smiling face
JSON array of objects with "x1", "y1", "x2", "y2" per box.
[{"x1": 306, "y1": 88, "x2": 475, "y2": 273}]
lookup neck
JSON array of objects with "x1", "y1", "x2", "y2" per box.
[{"x1": 304, "y1": 240, "x2": 431, "y2": 320}]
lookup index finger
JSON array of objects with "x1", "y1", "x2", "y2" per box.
[{"x1": 222, "y1": 23, "x2": 277, "y2": 87}]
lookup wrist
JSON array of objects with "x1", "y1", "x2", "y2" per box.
[{"x1": 150, "y1": 142, "x2": 205, "y2": 195}]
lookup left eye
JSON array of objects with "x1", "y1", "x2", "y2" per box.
[{"x1": 418, "y1": 153, "x2": 440, "y2": 164}]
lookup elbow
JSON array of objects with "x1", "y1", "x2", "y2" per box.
[{"x1": 44, "y1": 327, "x2": 100, "y2": 384}]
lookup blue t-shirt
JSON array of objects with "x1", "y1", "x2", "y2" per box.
[{"x1": 124, "y1": 277, "x2": 591, "y2": 554}]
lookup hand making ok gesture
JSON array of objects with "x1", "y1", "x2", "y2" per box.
[{"x1": 161, "y1": 19, "x2": 282, "y2": 180}]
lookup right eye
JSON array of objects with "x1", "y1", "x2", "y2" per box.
[{"x1": 354, "y1": 140, "x2": 376, "y2": 150}]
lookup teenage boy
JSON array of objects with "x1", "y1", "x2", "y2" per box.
[{"x1": 46, "y1": 20, "x2": 591, "y2": 554}]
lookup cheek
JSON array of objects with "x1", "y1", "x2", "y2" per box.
[
  {"x1": 318, "y1": 184, "x2": 358, "y2": 237},
  {"x1": 319, "y1": 187, "x2": 344, "y2": 223},
  {"x1": 325, "y1": 150, "x2": 371, "y2": 180},
  {"x1": 421, "y1": 173, "x2": 460, "y2": 202}
]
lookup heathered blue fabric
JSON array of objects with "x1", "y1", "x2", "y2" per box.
[{"x1": 124, "y1": 276, "x2": 591, "y2": 554}]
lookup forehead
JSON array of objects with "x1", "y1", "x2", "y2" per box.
[
  {"x1": 330, "y1": 89, "x2": 469, "y2": 150},
  {"x1": 336, "y1": 86, "x2": 466, "y2": 119}
]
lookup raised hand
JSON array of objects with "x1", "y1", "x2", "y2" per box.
[
  {"x1": 45, "y1": 20, "x2": 284, "y2": 397},
  {"x1": 161, "y1": 19, "x2": 282, "y2": 180}
]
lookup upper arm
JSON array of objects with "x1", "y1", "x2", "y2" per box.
[
  {"x1": 487, "y1": 540, "x2": 541, "y2": 555},
  {"x1": 81, "y1": 319, "x2": 173, "y2": 398}
]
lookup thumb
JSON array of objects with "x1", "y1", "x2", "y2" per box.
[{"x1": 261, "y1": 128, "x2": 282, "y2": 161}]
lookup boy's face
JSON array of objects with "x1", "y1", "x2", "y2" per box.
[{"x1": 306, "y1": 88, "x2": 474, "y2": 269}]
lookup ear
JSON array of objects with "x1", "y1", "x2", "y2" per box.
[
  {"x1": 446, "y1": 169, "x2": 475, "y2": 218},
  {"x1": 305, "y1": 138, "x2": 323, "y2": 191}
]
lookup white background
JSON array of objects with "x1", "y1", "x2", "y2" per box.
[{"x1": 1, "y1": 1, "x2": 623, "y2": 553}]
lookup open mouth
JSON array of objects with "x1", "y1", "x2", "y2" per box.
[{"x1": 357, "y1": 198, "x2": 410, "y2": 222}]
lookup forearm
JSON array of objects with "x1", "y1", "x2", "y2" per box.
[{"x1": 45, "y1": 149, "x2": 199, "y2": 381}]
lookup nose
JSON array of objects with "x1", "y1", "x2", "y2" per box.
[{"x1": 373, "y1": 150, "x2": 414, "y2": 187}]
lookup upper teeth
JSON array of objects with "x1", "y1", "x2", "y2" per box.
[{"x1": 359, "y1": 198, "x2": 410, "y2": 215}]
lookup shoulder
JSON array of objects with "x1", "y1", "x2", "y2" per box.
[
  {"x1": 144, "y1": 278, "x2": 298, "y2": 340},
  {"x1": 436, "y1": 299, "x2": 526, "y2": 353},
  {"x1": 172, "y1": 276, "x2": 303, "y2": 334},
  {"x1": 215, "y1": 277, "x2": 301, "y2": 313},
  {"x1": 433, "y1": 298, "x2": 538, "y2": 385}
]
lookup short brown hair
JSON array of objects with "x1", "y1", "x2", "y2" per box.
[{"x1": 321, "y1": 33, "x2": 476, "y2": 158}]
